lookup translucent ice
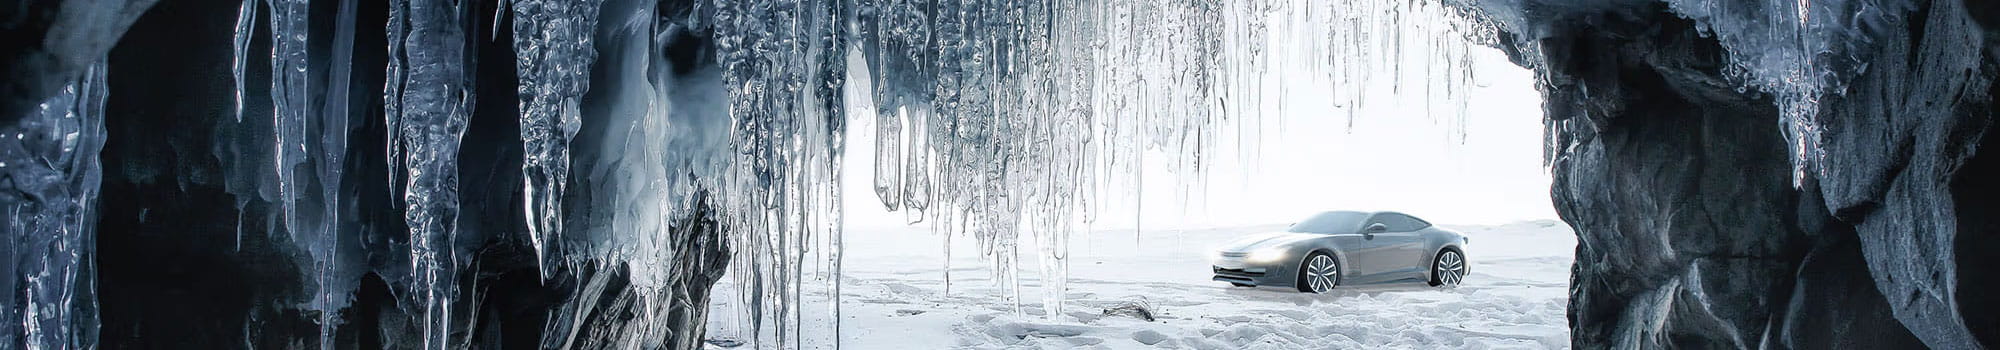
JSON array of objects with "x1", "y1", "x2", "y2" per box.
[
  {"x1": 386, "y1": 0, "x2": 473, "y2": 347},
  {"x1": 1477, "y1": 0, "x2": 1895, "y2": 184},
  {"x1": 680, "y1": 0, "x2": 1491, "y2": 346},
  {"x1": 513, "y1": 0, "x2": 604, "y2": 278},
  {"x1": 0, "y1": 63, "x2": 107, "y2": 350}
]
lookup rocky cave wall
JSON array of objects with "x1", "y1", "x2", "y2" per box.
[
  {"x1": 8, "y1": 0, "x2": 735, "y2": 348},
  {"x1": 1507, "y1": 0, "x2": 1997, "y2": 348}
]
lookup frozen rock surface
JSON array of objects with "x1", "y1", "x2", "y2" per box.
[
  {"x1": 0, "y1": 0, "x2": 153, "y2": 123},
  {"x1": 1494, "y1": 0, "x2": 1997, "y2": 348}
]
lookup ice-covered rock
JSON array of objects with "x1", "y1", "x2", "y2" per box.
[
  {"x1": 1495, "y1": 0, "x2": 1997, "y2": 347},
  {"x1": 0, "y1": 63, "x2": 107, "y2": 350},
  {"x1": 0, "y1": 0, "x2": 152, "y2": 123}
]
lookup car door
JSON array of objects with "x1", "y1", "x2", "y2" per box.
[
  {"x1": 1340, "y1": 216, "x2": 1402, "y2": 283},
  {"x1": 1360, "y1": 213, "x2": 1430, "y2": 282},
  {"x1": 1322, "y1": 227, "x2": 1376, "y2": 282}
]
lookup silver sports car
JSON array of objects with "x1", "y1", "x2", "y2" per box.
[{"x1": 1209, "y1": 211, "x2": 1469, "y2": 293}]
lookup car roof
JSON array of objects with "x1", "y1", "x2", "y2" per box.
[
  {"x1": 1319, "y1": 210, "x2": 1420, "y2": 219},
  {"x1": 1318, "y1": 210, "x2": 1431, "y2": 226}
]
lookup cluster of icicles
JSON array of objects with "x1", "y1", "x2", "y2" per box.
[
  {"x1": 1485, "y1": 0, "x2": 1880, "y2": 184},
  {"x1": 4, "y1": 0, "x2": 1880, "y2": 348},
  {"x1": 221, "y1": 0, "x2": 1494, "y2": 347}
]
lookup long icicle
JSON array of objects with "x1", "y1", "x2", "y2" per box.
[
  {"x1": 512, "y1": 0, "x2": 605, "y2": 279},
  {"x1": 389, "y1": 0, "x2": 473, "y2": 348}
]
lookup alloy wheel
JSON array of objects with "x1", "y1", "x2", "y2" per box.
[
  {"x1": 1305, "y1": 254, "x2": 1338, "y2": 293},
  {"x1": 1435, "y1": 251, "x2": 1466, "y2": 287}
]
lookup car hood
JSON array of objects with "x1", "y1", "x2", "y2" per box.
[{"x1": 1217, "y1": 232, "x2": 1323, "y2": 252}]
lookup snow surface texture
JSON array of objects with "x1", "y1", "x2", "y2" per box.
[{"x1": 709, "y1": 221, "x2": 1575, "y2": 349}]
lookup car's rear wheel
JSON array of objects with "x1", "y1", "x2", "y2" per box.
[
  {"x1": 1297, "y1": 252, "x2": 1339, "y2": 293},
  {"x1": 1430, "y1": 249, "x2": 1466, "y2": 287}
]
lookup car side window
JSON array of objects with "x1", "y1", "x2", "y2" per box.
[{"x1": 1367, "y1": 213, "x2": 1430, "y2": 232}]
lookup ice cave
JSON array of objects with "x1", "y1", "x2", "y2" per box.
[{"x1": 1, "y1": 0, "x2": 1996, "y2": 348}]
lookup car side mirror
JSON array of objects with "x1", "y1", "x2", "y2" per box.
[{"x1": 1365, "y1": 223, "x2": 1388, "y2": 234}]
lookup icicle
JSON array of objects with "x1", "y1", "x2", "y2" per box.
[
  {"x1": 268, "y1": 0, "x2": 310, "y2": 241},
  {"x1": 678, "y1": 0, "x2": 1488, "y2": 344},
  {"x1": 232, "y1": 0, "x2": 258, "y2": 123},
  {"x1": 830, "y1": 0, "x2": 1489, "y2": 323},
  {"x1": 309, "y1": 0, "x2": 360, "y2": 347},
  {"x1": 387, "y1": 0, "x2": 473, "y2": 348},
  {"x1": 1647, "y1": 0, "x2": 1891, "y2": 185},
  {"x1": 1, "y1": 62, "x2": 108, "y2": 350},
  {"x1": 513, "y1": 0, "x2": 605, "y2": 279},
  {"x1": 706, "y1": 0, "x2": 849, "y2": 346},
  {"x1": 383, "y1": 0, "x2": 408, "y2": 197}
]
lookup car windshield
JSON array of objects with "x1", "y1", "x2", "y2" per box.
[{"x1": 1286, "y1": 211, "x2": 1369, "y2": 234}]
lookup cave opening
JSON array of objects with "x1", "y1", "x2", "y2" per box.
[{"x1": 2, "y1": 0, "x2": 1998, "y2": 349}]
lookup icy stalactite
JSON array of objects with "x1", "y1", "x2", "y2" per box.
[
  {"x1": 843, "y1": 0, "x2": 1487, "y2": 323},
  {"x1": 268, "y1": 0, "x2": 313, "y2": 243},
  {"x1": 232, "y1": 0, "x2": 258, "y2": 123},
  {"x1": 0, "y1": 63, "x2": 107, "y2": 350},
  {"x1": 704, "y1": 0, "x2": 851, "y2": 345},
  {"x1": 1478, "y1": 0, "x2": 1891, "y2": 184},
  {"x1": 223, "y1": 0, "x2": 360, "y2": 345},
  {"x1": 683, "y1": 0, "x2": 1487, "y2": 344},
  {"x1": 383, "y1": 0, "x2": 409, "y2": 198},
  {"x1": 387, "y1": 0, "x2": 473, "y2": 347},
  {"x1": 1664, "y1": 0, "x2": 1828, "y2": 184},
  {"x1": 513, "y1": 0, "x2": 604, "y2": 278},
  {"x1": 308, "y1": 0, "x2": 360, "y2": 347},
  {"x1": 1659, "y1": 0, "x2": 1901, "y2": 185}
]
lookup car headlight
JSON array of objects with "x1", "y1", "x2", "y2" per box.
[{"x1": 1245, "y1": 248, "x2": 1288, "y2": 263}]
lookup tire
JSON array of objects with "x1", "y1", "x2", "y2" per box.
[
  {"x1": 1296, "y1": 252, "x2": 1340, "y2": 293},
  {"x1": 1429, "y1": 248, "x2": 1467, "y2": 287}
]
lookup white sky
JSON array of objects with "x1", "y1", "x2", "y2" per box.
[{"x1": 841, "y1": 47, "x2": 1554, "y2": 232}]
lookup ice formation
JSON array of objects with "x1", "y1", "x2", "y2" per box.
[
  {"x1": 513, "y1": 0, "x2": 603, "y2": 277},
  {"x1": 846, "y1": 0, "x2": 1487, "y2": 324},
  {"x1": 0, "y1": 0, "x2": 1969, "y2": 348},
  {"x1": 1660, "y1": 0, "x2": 1881, "y2": 185},
  {"x1": 386, "y1": 1, "x2": 476, "y2": 348},
  {"x1": 1476, "y1": 0, "x2": 1891, "y2": 184},
  {"x1": 13, "y1": 0, "x2": 1517, "y2": 348},
  {"x1": 221, "y1": 0, "x2": 364, "y2": 347},
  {"x1": 0, "y1": 64, "x2": 106, "y2": 349}
]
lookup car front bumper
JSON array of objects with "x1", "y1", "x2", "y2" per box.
[
  {"x1": 1210, "y1": 256, "x2": 1291, "y2": 287},
  {"x1": 1212, "y1": 266, "x2": 1269, "y2": 285}
]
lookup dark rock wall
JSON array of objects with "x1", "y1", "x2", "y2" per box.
[
  {"x1": 1813, "y1": 0, "x2": 1998, "y2": 347},
  {"x1": 1512, "y1": 0, "x2": 1996, "y2": 348},
  {"x1": 86, "y1": 0, "x2": 733, "y2": 348},
  {"x1": 0, "y1": 0, "x2": 154, "y2": 123}
]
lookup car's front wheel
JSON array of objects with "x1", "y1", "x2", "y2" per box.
[
  {"x1": 1297, "y1": 252, "x2": 1340, "y2": 293},
  {"x1": 1430, "y1": 249, "x2": 1466, "y2": 287}
]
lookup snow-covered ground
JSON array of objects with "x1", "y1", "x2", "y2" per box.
[{"x1": 708, "y1": 220, "x2": 1575, "y2": 349}]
